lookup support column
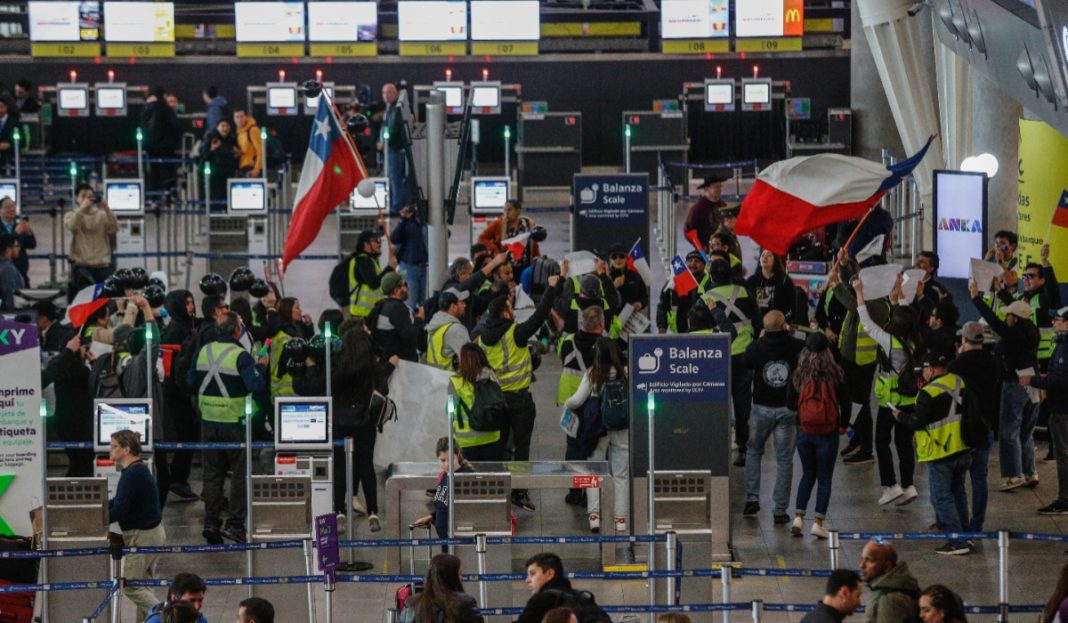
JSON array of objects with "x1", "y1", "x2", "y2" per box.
[
  {"x1": 934, "y1": 35, "x2": 974, "y2": 174},
  {"x1": 972, "y1": 73, "x2": 1023, "y2": 235},
  {"x1": 850, "y1": 0, "x2": 904, "y2": 161}
]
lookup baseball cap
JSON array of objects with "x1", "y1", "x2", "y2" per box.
[
  {"x1": 1003, "y1": 300, "x2": 1033, "y2": 319},
  {"x1": 685, "y1": 250, "x2": 706, "y2": 263},
  {"x1": 380, "y1": 271, "x2": 405, "y2": 295},
  {"x1": 440, "y1": 287, "x2": 470, "y2": 306},
  {"x1": 697, "y1": 173, "x2": 729, "y2": 189},
  {"x1": 579, "y1": 274, "x2": 601, "y2": 298},
  {"x1": 957, "y1": 321, "x2": 985, "y2": 343},
  {"x1": 922, "y1": 351, "x2": 951, "y2": 368},
  {"x1": 1050, "y1": 306, "x2": 1068, "y2": 321}
]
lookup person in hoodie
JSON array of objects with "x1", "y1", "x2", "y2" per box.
[
  {"x1": 233, "y1": 107, "x2": 263, "y2": 178},
  {"x1": 949, "y1": 321, "x2": 999, "y2": 531},
  {"x1": 160, "y1": 289, "x2": 200, "y2": 502},
  {"x1": 141, "y1": 86, "x2": 182, "y2": 191},
  {"x1": 477, "y1": 262, "x2": 567, "y2": 512},
  {"x1": 859, "y1": 541, "x2": 920, "y2": 623},
  {"x1": 202, "y1": 86, "x2": 229, "y2": 138},
  {"x1": 1021, "y1": 306, "x2": 1068, "y2": 515},
  {"x1": 42, "y1": 332, "x2": 95, "y2": 476},
  {"x1": 426, "y1": 288, "x2": 471, "y2": 372},
  {"x1": 741, "y1": 310, "x2": 804, "y2": 523},
  {"x1": 516, "y1": 553, "x2": 581, "y2": 623}
]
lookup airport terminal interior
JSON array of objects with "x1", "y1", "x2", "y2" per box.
[{"x1": 2, "y1": 0, "x2": 1068, "y2": 621}]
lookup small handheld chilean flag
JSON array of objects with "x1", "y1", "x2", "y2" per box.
[
  {"x1": 1052, "y1": 190, "x2": 1068, "y2": 230},
  {"x1": 65, "y1": 283, "x2": 112, "y2": 328},
  {"x1": 670, "y1": 255, "x2": 699, "y2": 297},
  {"x1": 626, "y1": 238, "x2": 654, "y2": 286},
  {"x1": 502, "y1": 232, "x2": 531, "y2": 261},
  {"x1": 282, "y1": 92, "x2": 368, "y2": 269}
]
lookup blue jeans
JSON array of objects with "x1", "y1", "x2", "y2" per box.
[
  {"x1": 400, "y1": 262, "x2": 427, "y2": 309},
  {"x1": 794, "y1": 431, "x2": 839, "y2": 518},
  {"x1": 968, "y1": 433, "x2": 992, "y2": 531},
  {"x1": 927, "y1": 451, "x2": 972, "y2": 548},
  {"x1": 744, "y1": 404, "x2": 797, "y2": 514},
  {"x1": 999, "y1": 383, "x2": 1038, "y2": 478},
  {"x1": 386, "y1": 148, "x2": 411, "y2": 216}
]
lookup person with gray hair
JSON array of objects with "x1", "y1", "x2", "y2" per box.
[
  {"x1": 186, "y1": 310, "x2": 268, "y2": 545},
  {"x1": 557, "y1": 305, "x2": 607, "y2": 513}
]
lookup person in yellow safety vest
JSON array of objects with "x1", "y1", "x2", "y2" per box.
[
  {"x1": 347, "y1": 229, "x2": 398, "y2": 318},
  {"x1": 656, "y1": 251, "x2": 711, "y2": 334},
  {"x1": 984, "y1": 229, "x2": 1020, "y2": 275},
  {"x1": 426, "y1": 288, "x2": 472, "y2": 372},
  {"x1": 554, "y1": 262, "x2": 621, "y2": 336},
  {"x1": 476, "y1": 261, "x2": 515, "y2": 311},
  {"x1": 686, "y1": 303, "x2": 736, "y2": 337},
  {"x1": 709, "y1": 230, "x2": 744, "y2": 279},
  {"x1": 703, "y1": 254, "x2": 759, "y2": 467},
  {"x1": 268, "y1": 297, "x2": 314, "y2": 400},
  {"x1": 186, "y1": 311, "x2": 267, "y2": 545},
  {"x1": 827, "y1": 252, "x2": 891, "y2": 466},
  {"x1": 891, "y1": 352, "x2": 973, "y2": 556},
  {"x1": 447, "y1": 343, "x2": 503, "y2": 461},
  {"x1": 855, "y1": 277, "x2": 923, "y2": 507},
  {"x1": 1017, "y1": 245, "x2": 1061, "y2": 367},
  {"x1": 477, "y1": 261, "x2": 567, "y2": 512},
  {"x1": 557, "y1": 305, "x2": 606, "y2": 507}
]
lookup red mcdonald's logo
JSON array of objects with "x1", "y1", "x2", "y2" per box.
[{"x1": 783, "y1": 0, "x2": 804, "y2": 36}]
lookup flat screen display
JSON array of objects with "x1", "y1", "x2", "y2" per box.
[
  {"x1": 735, "y1": 0, "x2": 804, "y2": 37},
  {"x1": 398, "y1": 1, "x2": 467, "y2": 41},
  {"x1": 276, "y1": 398, "x2": 331, "y2": 450},
  {"x1": 267, "y1": 86, "x2": 298, "y2": 109},
  {"x1": 229, "y1": 180, "x2": 267, "y2": 213},
  {"x1": 351, "y1": 178, "x2": 388, "y2": 211},
  {"x1": 934, "y1": 170, "x2": 988, "y2": 280},
  {"x1": 96, "y1": 86, "x2": 126, "y2": 110},
  {"x1": 105, "y1": 180, "x2": 143, "y2": 213},
  {"x1": 743, "y1": 82, "x2": 771, "y2": 105},
  {"x1": 661, "y1": 0, "x2": 729, "y2": 39},
  {"x1": 705, "y1": 82, "x2": 734, "y2": 106},
  {"x1": 235, "y1": 1, "x2": 305, "y2": 42},
  {"x1": 29, "y1": 1, "x2": 100, "y2": 42},
  {"x1": 95, "y1": 399, "x2": 151, "y2": 452},
  {"x1": 104, "y1": 1, "x2": 174, "y2": 42},
  {"x1": 472, "y1": 178, "x2": 509, "y2": 212},
  {"x1": 470, "y1": 1, "x2": 539, "y2": 41},
  {"x1": 58, "y1": 87, "x2": 89, "y2": 111},
  {"x1": 305, "y1": 86, "x2": 334, "y2": 111},
  {"x1": 0, "y1": 181, "x2": 18, "y2": 213},
  {"x1": 308, "y1": 1, "x2": 377, "y2": 41},
  {"x1": 433, "y1": 83, "x2": 464, "y2": 110},
  {"x1": 471, "y1": 85, "x2": 500, "y2": 108}
]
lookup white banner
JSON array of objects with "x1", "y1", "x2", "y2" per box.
[
  {"x1": 858, "y1": 264, "x2": 903, "y2": 301},
  {"x1": 0, "y1": 319, "x2": 43, "y2": 537},
  {"x1": 375, "y1": 360, "x2": 455, "y2": 473}
]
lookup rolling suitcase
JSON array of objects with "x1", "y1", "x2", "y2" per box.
[{"x1": 394, "y1": 524, "x2": 433, "y2": 612}]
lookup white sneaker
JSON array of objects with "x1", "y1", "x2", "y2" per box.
[
  {"x1": 790, "y1": 515, "x2": 803, "y2": 536},
  {"x1": 811, "y1": 523, "x2": 829, "y2": 539},
  {"x1": 588, "y1": 513, "x2": 601, "y2": 533},
  {"x1": 615, "y1": 517, "x2": 627, "y2": 532},
  {"x1": 368, "y1": 513, "x2": 382, "y2": 533},
  {"x1": 1026, "y1": 472, "x2": 1040, "y2": 488},
  {"x1": 878, "y1": 484, "x2": 904, "y2": 505},
  {"x1": 1000, "y1": 476, "x2": 1028, "y2": 491},
  {"x1": 352, "y1": 497, "x2": 368, "y2": 516},
  {"x1": 895, "y1": 485, "x2": 919, "y2": 506},
  {"x1": 336, "y1": 513, "x2": 346, "y2": 534}
]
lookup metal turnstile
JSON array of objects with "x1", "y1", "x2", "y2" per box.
[
  {"x1": 452, "y1": 473, "x2": 512, "y2": 616},
  {"x1": 517, "y1": 112, "x2": 582, "y2": 193},
  {"x1": 250, "y1": 475, "x2": 315, "y2": 623},
  {"x1": 44, "y1": 478, "x2": 111, "y2": 622},
  {"x1": 623, "y1": 110, "x2": 688, "y2": 178}
]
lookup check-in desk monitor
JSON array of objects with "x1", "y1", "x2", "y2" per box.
[
  {"x1": 275, "y1": 397, "x2": 333, "y2": 452},
  {"x1": 94, "y1": 398, "x2": 152, "y2": 453}
]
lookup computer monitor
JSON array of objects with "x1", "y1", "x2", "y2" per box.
[
  {"x1": 228, "y1": 179, "x2": 268, "y2": 215},
  {"x1": 266, "y1": 83, "x2": 298, "y2": 115},
  {"x1": 94, "y1": 399, "x2": 152, "y2": 453},
  {"x1": 432, "y1": 82, "x2": 464, "y2": 114},
  {"x1": 57, "y1": 84, "x2": 90, "y2": 117},
  {"x1": 104, "y1": 179, "x2": 144, "y2": 216},
  {"x1": 470, "y1": 82, "x2": 501, "y2": 114},
  {"x1": 471, "y1": 177, "x2": 510, "y2": 215},
  {"x1": 703, "y1": 79, "x2": 735, "y2": 112},
  {"x1": 95, "y1": 84, "x2": 127, "y2": 116},
  {"x1": 304, "y1": 84, "x2": 334, "y2": 115},
  {"x1": 741, "y1": 79, "x2": 772, "y2": 111},
  {"x1": 274, "y1": 397, "x2": 333, "y2": 452},
  {"x1": 349, "y1": 177, "x2": 388, "y2": 214},
  {"x1": 0, "y1": 180, "x2": 18, "y2": 214}
]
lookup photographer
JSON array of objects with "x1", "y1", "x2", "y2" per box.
[{"x1": 63, "y1": 183, "x2": 118, "y2": 294}]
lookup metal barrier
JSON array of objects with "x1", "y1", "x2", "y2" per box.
[{"x1": 880, "y1": 148, "x2": 922, "y2": 264}]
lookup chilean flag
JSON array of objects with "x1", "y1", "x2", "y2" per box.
[
  {"x1": 670, "y1": 255, "x2": 699, "y2": 297},
  {"x1": 282, "y1": 94, "x2": 368, "y2": 268},
  {"x1": 502, "y1": 232, "x2": 531, "y2": 261},
  {"x1": 1053, "y1": 190, "x2": 1068, "y2": 230},
  {"x1": 627, "y1": 238, "x2": 654, "y2": 286},
  {"x1": 736, "y1": 137, "x2": 933, "y2": 255},
  {"x1": 65, "y1": 284, "x2": 112, "y2": 329}
]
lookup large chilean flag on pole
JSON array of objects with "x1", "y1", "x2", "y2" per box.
[
  {"x1": 282, "y1": 94, "x2": 368, "y2": 268},
  {"x1": 736, "y1": 137, "x2": 933, "y2": 255}
]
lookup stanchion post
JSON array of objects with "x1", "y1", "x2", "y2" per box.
[
  {"x1": 109, "y1": 547, "x2": 121, "y2": 623},
  {"x1": 665, "y1": 531, "x2": 677, "y2": 607},
  {"x1": 720, "y1": 565, "x2": 731, "y2": 623},
  {"x1": 386, "y1": 608, "x2": 398, "y2": 623},
  {"x1": 324, "y1": 321, "x2": 333, "y2": 397},
  {"x1": 13, "y1": 129, "x2": 20, "y2": 181},
  {"x1": 998, "y1": 529, "x2": 1009, "y2": 623},
  {"x1": 136, "y1": 128, "x2": 144, "y2": 183},
  {"x1": 476, "y1": 533, "x2": 488, "y2": 610},
  {"x1": 244, "y1": 395, "x2": 254, "y2": 597},
  {"x1": 345, "y1": 436, "x2": 355, "y2": 563},
  {"x1": 303, "y1": 539, "x2": 315, "y2": 623},
  {"x1": 325, "y1": 576, "x2": 334, "y2": 623},
  {"x1": 828, "y1": 530, "x2": 840, "y2": 569},
  {"x1": 144, "y1": 323, "x2": 154, "y2": 402},
  {"x1": 646, "y1": 391, "x2": 655, "y2": 623},
  {"x1": 624, "y1": 125, "x2": 632, "y2": 174},
  {"x1": 203, "y1": 163, "x2": 212, "y2": 238},
  {"x1": 446, "y1": 395, "x2": 456, "y2": 551},
  {"x1": 504, "y1": 126, "x2": 511, "y2": 181},
  {"x1": 39, "y1": 402, "x2": 50, "y2": 623},
  {"x1": 751, "y1": 599, "x2": 763, "y2": 623}
]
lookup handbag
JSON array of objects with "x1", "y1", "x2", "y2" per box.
[{"x1": 368, "y1": 390, "x2": 398, "y2": 432}]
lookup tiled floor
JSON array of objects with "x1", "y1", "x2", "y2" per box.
[{"x1": 27, "y1": 185, "x2": 1068, "y2": 623}]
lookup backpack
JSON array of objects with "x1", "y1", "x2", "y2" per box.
[
  {"x1": 464, "y1": 378, "x2": 507, "y2": 431},
  {"x1": 600, "y1": 379, "x2": 629, "y2": 431},
  {"x1": 798, "y1": 378, "x2": 839, "y2": 435},
  {"x1": 329, "y1": 254, "x2": 356, "y2": 307},
  {"x1": 541, "y1": 589, "x2": 612, "y2": 623},
  {"x1": 959, "y1": 385, "x2": 990, "y2": 449},
  {"x1": 94, "y1": 352, "x2": 128, "y2": 399},
  {"x1": 530, "y1": 256, "x2": 560, "y2": 297}
]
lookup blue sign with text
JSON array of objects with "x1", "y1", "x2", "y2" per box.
[{"x1": 572, "y1": 173, "x2": 649, "y2": 258}]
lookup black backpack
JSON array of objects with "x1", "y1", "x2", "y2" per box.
[
  {"x1": 541, "y1": 589, "x2": 612, "y2": 623},
  {"x1": 94, "y1": 352, "x2": 128, "y2": 399},
  {"x1": 329, "y1": 254, "x2": 356, "y2": 307},
  {"x1": 462, "y1": 378, "x2": 507, "y2": 431},
  {"x1": 600, "y1": 379, "x2": 629, "y2": 431}
]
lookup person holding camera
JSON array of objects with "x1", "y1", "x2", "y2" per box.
[
  {"x1": 64, "y1": 182, "x2": 118, "y2": 294},
  {"x1": 0, "y1": 195, "x2": 34, "y2": 286}
]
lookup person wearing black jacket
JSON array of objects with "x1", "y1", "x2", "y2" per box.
[
  {"x1": 555, "y1": 264, "x2": 622, "y2": 336},
  {"x1": 800, "y1": 570, "x2": 863, "y2": 623},
  {"x1": 607, "y1": 243, "x2": 649, "y2": 311},
  {"x1": 741, "y1": 310, "x2": 804, "y2": 523},
  {"x1": 911, "y1": 251, "x2": 949, "y2": 319},
  {"x1": 478, "y1": 265, "x2": 566, "y2": 511},
  {"x1": 517, "y1": 553, "x2": 578, "y2": 623},
  {"x1": 141, "y1": 87, "x2": 182, "y2": 191},
  {"x1": 42, "y1": 333, "x2": 94, "y2": 476},
  {"x1": 160, "y1": 289, "x2": 200, "y2": 502},
  {"x1": 921, "y1": 300, "x2": 960, "y2": 360},
  {"x1": 1022, "y1": 307, "x2": 1068, "y2": 514},
  {"x1": 949, "y1": 321, "x2": 999, "y2": 531},
  {"x1": 431, "y1": 253, "x2": 509, "y2": 329},
  {"x1": 656, "y1": 252, "x2": 711, "y2": 334},
  {"x1": 746, "y1": 250, "x2": 797, "y2": 322},
  {"x1": 399, "y1": 553, "x2": 484, "y2": 623},
  {"x1": 372, "y1": 271, "x2": 425, "y2": 365},
  {"x1": 0, "y1": 196, "x2": 35, "y2": 286},
  {"x1": 34, "y1": 301, "x2": 72, "y2": 352},
  {"x1": 971, "y1": 282, "x2": 1041, "y2": 490},
  {"x1": 295, "y1": 325, "x2": 392, "y2": 531}
]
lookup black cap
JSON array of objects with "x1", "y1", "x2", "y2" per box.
[
  {"x1": 356, "y1": 229, "x2": 382, "y2": 250},
  {"x1": 685, "y1": 250, "x2": 706, "y2": 263},
  {"x1": 717, "y1": 203, "x2": 741, "y2": 218},
  {"x1": 697, "y1": 173, "x2": 730, "y2": 189},
  {"x1": 922, "y1": 351, "x2": 951, "y2": 368}
]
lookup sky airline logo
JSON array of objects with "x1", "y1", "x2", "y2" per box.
[
  {"x1": 937, "y1": 218, "x2": 983, "y2": 232},
  {"x1": 0, "y1": 328, "x2": 26, "y2": 346}
]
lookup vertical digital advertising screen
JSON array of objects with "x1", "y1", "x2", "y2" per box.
[
  {"x1": 934, "y1": 170, "x2": 988, "y2": 280},
  {"x1": 660, "y1": 0, "x2": 729, "y2": 39},
  {"x1": 735, "y1": 0, "x2": 804, "y2": 37}
]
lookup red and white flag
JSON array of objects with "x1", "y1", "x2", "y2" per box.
[
  {"x1": 282, "y1": 94, "x2": 369, "y2": 268},
  {"x1": 65, "y1": 284, "x2": 112, "y2": 328},
  {"x1": 627, "y1": 238, "x2": 654, "y2": 286},
  {"x1": 736, "y1": 137, "x2": 932, "y2": 255},
  {"x1": 502, "y1": 232, "x2": 531, "y2": 261}
]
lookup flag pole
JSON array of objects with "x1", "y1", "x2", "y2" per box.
[{"x1": 828, "y1": 206, "x2": 877, "y2": 279}]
